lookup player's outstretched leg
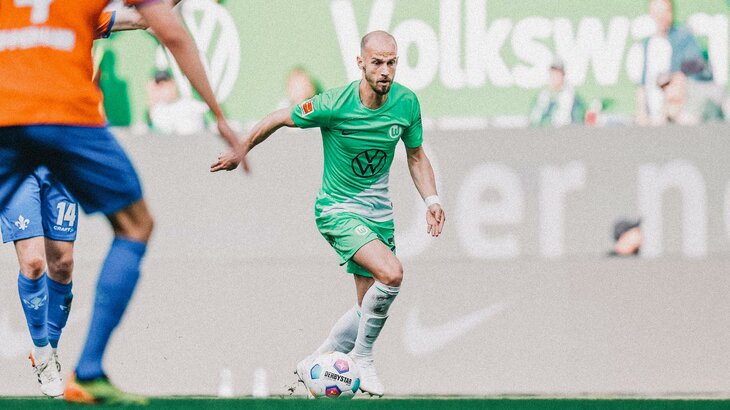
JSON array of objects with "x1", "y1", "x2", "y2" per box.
[
  {"x1": 348, "y1": 240, "x2": 402, "y2": 397},
  {"x1": 296, "y1": 304, "x2": 361, "y2": 382},
  {"x1": 63, "y1": 238, "x2": 148, "y2": 405},
  {"x1": 63, "y1": 201, "x2": 153, "y2": 405}
]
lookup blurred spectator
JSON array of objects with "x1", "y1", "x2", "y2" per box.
[
  {"x1": 96, "y1": 49, "x2": 132, "y2": 126},
  {"x1": 609, "y1": 218, "x2": 642, "y2": 256},
  {"x1": 635, "y1": 0, "x2": 713, "y2": 126},
  {"x1": 529, "y1": 58, "x2": 585, "y2": 127},
  {"x1": 657, "y1": 71, "x2": 726, "y2": 125},
  {"x1": 147, "y1": 69, "x2": 208, "y2": 135},
  {"x1": 277, "y1": 66, "x2": 321, "y2": 109}
]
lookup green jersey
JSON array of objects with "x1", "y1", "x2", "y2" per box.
[{"x1": 291, "y1": 80, "x2": 423, "y2": 222}]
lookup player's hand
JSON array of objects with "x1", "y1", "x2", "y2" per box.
[
  {"x1": 215, "y1": 119, "x2": 250, "y2": 173},
  {"x1": 210, "y1": 147, "x2": 248, "y2": 173},
  {"x1": 426, "y1": 204, "x2": 445, "y2": 237}
]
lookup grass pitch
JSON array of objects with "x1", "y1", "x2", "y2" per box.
[{"x1": 1, "y1": 397, "x2": 730, "y2": 410}]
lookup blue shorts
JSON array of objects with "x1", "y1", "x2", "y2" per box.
[
  {"x1": 0, "y1": 125, "x2": 143, "y2": 216},
  {"x1": 1, "y1": 166, "x2": 78, "y2": 243}
]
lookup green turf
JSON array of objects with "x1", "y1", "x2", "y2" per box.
[{"x1": 2, "y1": 397, "x2": 730, "y2": 410}]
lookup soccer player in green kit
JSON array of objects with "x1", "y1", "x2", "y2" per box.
[{"x1": 211, "y1": 30, "x2": 445, "y2": 396}]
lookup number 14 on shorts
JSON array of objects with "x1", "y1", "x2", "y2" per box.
[{"x1": 56, "y1": 202, "x2": 76, "y2": 227}]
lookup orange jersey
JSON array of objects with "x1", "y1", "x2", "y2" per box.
[{"x1": 0, "y1": 0, "x2": 150, "y2": 127}]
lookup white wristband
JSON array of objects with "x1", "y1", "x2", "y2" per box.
[{"x1": 424, "y1": 195, "x2": 441, "y2": 207}]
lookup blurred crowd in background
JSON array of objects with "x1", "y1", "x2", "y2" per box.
[
  {"x1": 530, "y1": 0, "x2": 727, "y2": 128},
  {"x1": 90, "y1": 0, "x2": 730, "y2": 256},
  {"x1": 95, "y1": 0, "x2": 729, "y2": 133}
]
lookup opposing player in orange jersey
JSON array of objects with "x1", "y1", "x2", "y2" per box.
[
  {"x1": 0, "y1": 3, "x2": 184, "y2": 399},
  {"x1": 0, "y1": 0, "x2": 246, "y2": 404}
]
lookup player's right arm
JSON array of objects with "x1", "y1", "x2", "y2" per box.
[
  {"x1": 210, "y1": 92, "x2": 332, "y2": 172},
  {"x1": 130, "y1": 0, "x2": 247, "y2": 170},
  {"x1": 210, "y1": 108, "x2": 295, "y2": 172}
]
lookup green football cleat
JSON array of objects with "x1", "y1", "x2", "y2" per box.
[{"x1": 64, "y1": 373, "x2": 149, "y2": 405}]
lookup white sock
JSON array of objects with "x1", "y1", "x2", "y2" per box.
[
  {"x1": 34, "y1": 344, "x2": 52, "y2": 363},
  {"x1": 314, "y1": 304, "x2": 361, "y2": 355},
  {"x1": 351, "y1": 281, "x2": 400, "y2": 359}
]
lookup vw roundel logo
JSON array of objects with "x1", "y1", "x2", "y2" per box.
[{"x1": 351, "y1": 149, "x2": 387, "y2": 178}]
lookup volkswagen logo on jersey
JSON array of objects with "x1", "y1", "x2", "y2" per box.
[{"x1": 352, "y1": 149, "x2": 387, "y2": 178}]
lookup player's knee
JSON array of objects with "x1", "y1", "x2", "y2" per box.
[
  {"x1": 110, "y1": 202, "x2": 155, "y2": 242},
  {"x1": 19, "y1": 254, "x2": 46, "y2": 279},
  {"x1": 136, "y1": 212, "x2": 155, "y2": 240},
  {"x1": 48, "y1": 255, "x2": 74, "y2": 283},
  {"x1": 378, "y1": 262, "x2": 403, "y2": 287},
  {"x1": 124, "y1": 215, "x2": 154, "y2": 242}
]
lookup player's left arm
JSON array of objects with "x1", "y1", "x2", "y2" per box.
[
  {"x1": 406, "y1": 146, "x2": 445, "y2": 237},
  {"x1": 134, "y1": 0, "x2": 245, "y2": 169},
  {"x1": 108, "y1": 8, "x2": 144, "y2": 31}
]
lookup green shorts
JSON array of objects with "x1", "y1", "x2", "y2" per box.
[{"x1": 315, "y1": 212, "x2": 395, "y2": 277}]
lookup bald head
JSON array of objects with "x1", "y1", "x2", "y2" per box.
[
  {"x1": 357, "y1": 31, "x2": 398, "y2": 98},
  {"x1": 360, "y1": 30, "x2": 397, "y2": 54}
]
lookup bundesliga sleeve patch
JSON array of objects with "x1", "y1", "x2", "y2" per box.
[{"x1": 302, "y1": 100, "x2": 314, "y2": 116}]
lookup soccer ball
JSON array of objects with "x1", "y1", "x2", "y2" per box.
[{"x1": 304, "y1": 352, "x2": 360, "y2": 399}]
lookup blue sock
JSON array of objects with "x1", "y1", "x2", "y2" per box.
[
  {"x1": 17, "y1": 272, "x2": 49, "y2": 347},
  {"x1": 46, "y1": 275, "x2": 73, "y2": 349},
  {"x1": 75, "y1": 238, "x2": 146, "y2": 381}
]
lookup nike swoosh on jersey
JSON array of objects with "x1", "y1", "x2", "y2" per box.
[
  {"x1": 340, "y1": 129, "x2": 359, "y2": 135},
  {"x1": 403, "y1": 303, "x2": 506, "y2": 356}
]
